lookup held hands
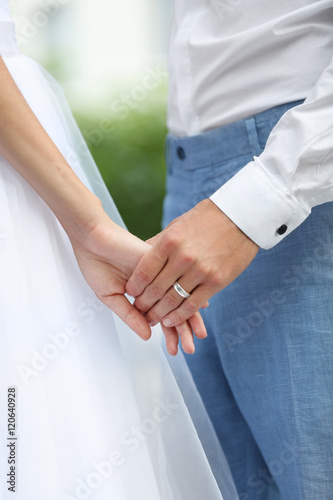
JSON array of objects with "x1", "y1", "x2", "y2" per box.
[
  {"x1": 67, "y1": 199, "x2": 258, "y2": 356},
  {"x1": 127, "y1": 199, "x2": 259, "y2": 328},
  {"x1": 67, "y1": 212, "x2": 207, "y2": 355}
]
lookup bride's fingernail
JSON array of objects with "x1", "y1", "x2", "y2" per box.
[
  {"x1": 149, "y1": 321, "x2": 157, "y2": 327},
  {"x1": 163, "y1": 318, "x2": 172, "y2": 327}
]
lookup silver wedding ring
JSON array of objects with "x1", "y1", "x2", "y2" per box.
[{"x1": 173, "y1": 281, "x2": 191, "y2": 299}]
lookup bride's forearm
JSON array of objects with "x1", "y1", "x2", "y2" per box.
[{"x1": 0, "y1": 56, "x2": 109, "y2": 241}]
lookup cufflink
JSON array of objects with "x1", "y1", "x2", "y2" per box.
[{"x1": 277, "y1": 224, "x2": 288, "y2": 235}]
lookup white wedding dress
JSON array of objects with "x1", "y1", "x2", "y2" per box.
[{"x1": 0, "y1": 3, "x2": 238, "y2": 499}]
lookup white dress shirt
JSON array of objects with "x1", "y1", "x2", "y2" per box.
[{"x1": 168, "y1": 0, "x2": 333, "y2": 249}]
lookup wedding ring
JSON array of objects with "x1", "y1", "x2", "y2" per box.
[{"x1": 173, "y1": 281, "x2": 191, "y2": 299}]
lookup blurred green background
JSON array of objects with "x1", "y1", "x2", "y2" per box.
[{"x1": 74, "y1": 89, "x2": 168, "y2": 241}]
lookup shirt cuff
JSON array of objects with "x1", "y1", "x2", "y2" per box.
[{"x1": 209, "y1": 161, "x2": 310, "y2": 250}]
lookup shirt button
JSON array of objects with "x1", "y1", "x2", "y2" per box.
[
  {"x1": 277, "y1": 224, "x2": 288, "y2": 235},
  {"x1": 176, "y1": 146, "x2": 186, "y2": 160}
]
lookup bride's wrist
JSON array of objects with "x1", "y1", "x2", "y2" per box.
[
  {"x1": 36, "y1": 160, "x2": 115, "y2": 245},
  {"x1": 55, "y1": 190, "x2": 115, "y2": 247}
]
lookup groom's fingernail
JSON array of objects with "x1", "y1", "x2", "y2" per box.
[
  {"x1": 163, "y1": 318, "x2": 172, "y2": 327},
  {"x1": 149, "y1": 321, "x2": 157, "y2": 327}
]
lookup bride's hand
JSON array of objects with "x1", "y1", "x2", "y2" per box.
[{"x1": 68, "y1": 214, "x2": 207, "y2": 355}]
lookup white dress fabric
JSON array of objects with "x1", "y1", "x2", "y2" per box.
[
  {"x1": 0, "y1": 4, "x2": 238, "y2": 500},
  {"x1": 0, "y1": 0, "x2": 10, "y2": 20}
]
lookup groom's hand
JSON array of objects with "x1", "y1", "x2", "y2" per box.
[{"x1": 126, "y1": 199, "x2": 259, "y2": 328}]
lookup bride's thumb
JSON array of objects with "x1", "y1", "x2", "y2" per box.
[{"x1": 145, "y1": 233, "x2": 162, "y2": 246}]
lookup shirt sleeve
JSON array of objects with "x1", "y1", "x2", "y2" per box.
[{"x1": 210, "y1": 55, "x2": 333, "y2": 250}]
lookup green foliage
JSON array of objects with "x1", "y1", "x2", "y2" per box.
[{"x1": 74, "y1": 102, "x2": 167, "y2": 241}]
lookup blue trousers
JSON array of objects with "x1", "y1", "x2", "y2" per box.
[{"x1": 162, "y1": 101, "x2": 333, "y2": 500}]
